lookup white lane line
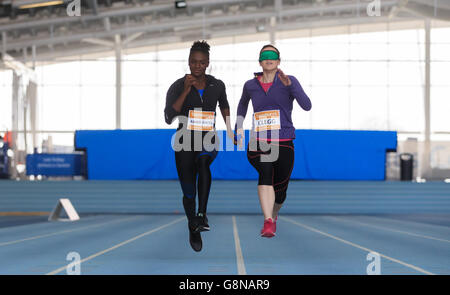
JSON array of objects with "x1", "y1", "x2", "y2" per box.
[
  {"x1": 46, "y1": 216, "x2": 185, "y2": 275},
  {"x1": 232, "y1": 216, "x2": 246, "y2": 275},
  {"x1": 280, "y1": 216, "x2": 435, "y2": 275},
  {"x1": 357, "y1": 214, "x2": 450, "y2": 232},
  {"x1": 0, "y1": 216, "x2": 142, "y2": 247},
  {"x1": 325, "y1": 216, "x2": 450, "y2": 244}
]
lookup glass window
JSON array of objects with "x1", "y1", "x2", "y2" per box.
[
  {"x1": 40, "y1": 61, "x2": 80, "y2": 86},
  {"x1": 122, "y1": 86, "x2": 158, "y2": 129},
  {"x1": 431, "y1": 86, "x2": 450, "y2": 132},
  {"x1": 388, "y1": 61, "x2": 424, "y2": 86},
  {"x1": 350, "y1": 62, "x2": 388, "y2": 86},
  {"x1": 350, "y1": 86, "x2": 389, "y2": 130},
  {"x1": 0, "y1": 70, "x2": 12, "y2": 131},
  {"x1": 80, "y1": 59, "x2": 115, "y2": 86},
  {"x1": 431, "y1": 61, "x2": 450, "y2": 86},
  {"x1": 122, "y1": 61, "x2": 157, "y2": 86},
  {"x1": 310, "y1": 86, "x2": 349, "y2": 130},
  {"x1": 11, "y1": 22, "x2": 449, "y2": 143},
  {"x1": 388, "y1": 86, "x2": 424, "y2": 132},
  {"x1": 276, "y1": 40, "x2": 310, "y2": 61},
  {"x1": 311, "y1": 62, "x2": 349, "y2": 86},
  {"x1": 38, "y1": 85, "x2": 81, "y2": 131},
  {"x1": 80, "y1": 86, "x2": 115, "y2": 130}
]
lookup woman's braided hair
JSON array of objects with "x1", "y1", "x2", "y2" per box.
[{"x1": 190, "y1": 40, "x2": 210, "y2": 58}]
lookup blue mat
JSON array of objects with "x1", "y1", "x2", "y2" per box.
[{"x1": 75, "y1": 129, "x2": 397, "y2": 180}]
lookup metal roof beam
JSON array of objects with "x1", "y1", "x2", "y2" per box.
[{"x1": 3, "y1": 0, "x2": 401, "y2": 51}]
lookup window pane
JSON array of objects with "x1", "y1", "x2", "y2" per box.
[
  {"x1": 122, "y1": 61, "x2": 157, "y2": 86},
  {"x1": 122, "y1": 86, "x2": 158, "y2": 129},
  {"x1": 388, "y1": 42, "x2": 424, "y2": 61},
  {"x1": 39, "y1": 86, "x2": 81, "y2": 131},
  {"x1": 311, "y1": 62, "x2": 349, "y2": 86},
  {"x1": 431, "y1": 61, "x2": 450, "y2": 86},
  {"x1": 0, "y1": 70, "x2": 12, "y2": 131},
  {"x1": 388, "y1": 61, "x2": 423, "y2": 86},
  {"x1": 277, "y1": 40, "x2": 310, "y2": 61},
  {"x1": 157, "y1": 61, "x2": 187, "y2": 90},
  {"x1": 431, "y1": 26, "x2": 450, "y2": 43},
  {"x1": 80, "y1": 59, "x2": 115, "y2": 86},
  {"x1": 431, "y1": 44, "x2": 450, "y2": 61},
  {"x1": 388, "y1": 86, "x2": 424, "y2": 132},
  {"x1": 311, "y1": 43, "x2": 349, "y2": 61},
  {"x1": 350, "y1": 42, "x2": 388, "y2": 61},
  {"x1": 310, "y1": 86, "x2": 349, "y2": 130},
  {"x1": 80, "y1": 86, "x2": 115, "y2": 129},
  {"x1": 282, "y1": 62, "x2": 311, "y2": 88},
  {"x1": 431, "y1": 86, "x2": 450, "y2": 132},
  {"x1": 350, "y1": 62, "x2": 388, "y2": 86},
  {"x1": 350, "y1": 86, "x2": 388, "y2": 130},
  {"x1": 40, "y1": 61, "x2": 80, "y2": 86}
]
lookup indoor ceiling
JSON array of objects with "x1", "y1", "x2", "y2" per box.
[{"x1": 0, "y1": 0, "x2": 449, "y2": 64}]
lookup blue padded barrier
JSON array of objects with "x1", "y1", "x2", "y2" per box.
[{"x1": 74, "y1": 129, "x2": 397, "y2": 180}]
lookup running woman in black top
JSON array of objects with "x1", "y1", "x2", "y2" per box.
[{"x1": 164, "y1": 41, "x2": 233, "y2": 252}]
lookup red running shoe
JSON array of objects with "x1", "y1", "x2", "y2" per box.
[{"x1": 261, "y1": 218, "x2": 275, "y2": 238}]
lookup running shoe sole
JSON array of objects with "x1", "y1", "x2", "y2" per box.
[
  {"x1": 194, "y1": 225, "x2": 210, "y2": 233},
  {"x1": 261, "y1": 231, "x2": 275, "y2": 238},
  {"x1": 189, "y1": 231, "x2": 202, "y2": 252}
]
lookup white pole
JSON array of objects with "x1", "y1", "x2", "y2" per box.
[
  {"x1": 423, "y1": 19, "x2": 431, "y2": 179},
  {"x1": 115, "y1": 34, "x2": 122, "y2": 129}
]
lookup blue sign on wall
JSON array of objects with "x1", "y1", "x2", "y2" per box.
[{"x1": 26, "y1": 153, "x2": 86, "y2": 176}]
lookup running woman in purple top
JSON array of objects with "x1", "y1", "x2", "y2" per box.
[{"x1": 235, "y1": 44, "x2": 312, "y2": 238}]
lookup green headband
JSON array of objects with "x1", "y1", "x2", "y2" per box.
[{"x1": 259, "y1": 50, "x2": 279, "y2": 62}]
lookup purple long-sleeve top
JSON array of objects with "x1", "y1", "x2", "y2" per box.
[{"x1": 236, "y1": 71, "x2": 312, "y2": 140}]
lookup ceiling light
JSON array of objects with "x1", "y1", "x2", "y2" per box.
[
  {"x1": 15, "y1": 0, "x2": 64, "y2": 10},
  {"x1": 175, "y1": 1, "x2": 187, "y2": 9}
]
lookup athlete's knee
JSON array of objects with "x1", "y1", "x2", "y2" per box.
[
  {"x1": 180, "y1": 181, "x2": 196, "y2": 199},
  {"x1": 197, "y1": 155, "x2": 212, "y2": 170},
  {"x1": 258, "y1": 175, "x2": 273, "y2": 186},
  {"x1": 275, "y1": 190, "x2": 287, "y2": 204}
]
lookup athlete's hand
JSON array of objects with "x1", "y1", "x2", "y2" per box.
[
  {"x1": 278, "y1": 69, "x2": 291, "y2": 87},
  {"x1": 226, "y1": 127, "x2": 235, "y2": 142},
  {"x1": 183, "y1": 74, "x2": 196, "y2": 92},
  {"x1": 235, "y1": 128, "x2": 244, "y2": 149}
]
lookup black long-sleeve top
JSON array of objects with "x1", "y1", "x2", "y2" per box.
[
  {"x1": 165, "y1": 74, "x2": 230, "y2": 127},
  {"x1": 164, "y1": 74, "x2": 230, "y2": 149}
]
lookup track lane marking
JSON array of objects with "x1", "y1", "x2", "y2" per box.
[
  {"x1": 280, "y1": 216, "x2": 435, "y2": 275},
  {"x1": 325, "y1": 216, "x2": 450, "y2": 243},
  {"x1": 0, "y1": 216, "x2": 142, "y2": 247},
  {"x1": 46, "y1": 216, "x2": 185, "y2": 275},
  {"x1": 232, "y1": 216, "x2": 246, "y2": 275}
]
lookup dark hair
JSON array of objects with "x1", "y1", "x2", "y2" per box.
[
  {"x1": 260, "y1": 44, "x2": 280, "y2": 59},
  {"x1": 190, "y1": 40, "x2": 210, "y2": 58}
]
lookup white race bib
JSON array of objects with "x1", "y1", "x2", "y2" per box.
[
  {"x1": 253, "y1": 110, "x2": 281, "y2": 132},
  {"x1": 187, "y1": 110, "x2": 215, "y2": 131}
]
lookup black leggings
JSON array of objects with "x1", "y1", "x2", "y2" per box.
[
  {"x1": 175, "y1": 149, "x2": 218, "y2": 219},
  {"x1": 247, "y1": 140, "x2": 295, "y2": 204}
]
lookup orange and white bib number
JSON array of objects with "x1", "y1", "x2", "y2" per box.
[
  {"x1": 253, "y1": 110, "x2": 281, "y2": 132},
  {"x1": 187, "y1": 110, "x2": 215, "y2": 131}
]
